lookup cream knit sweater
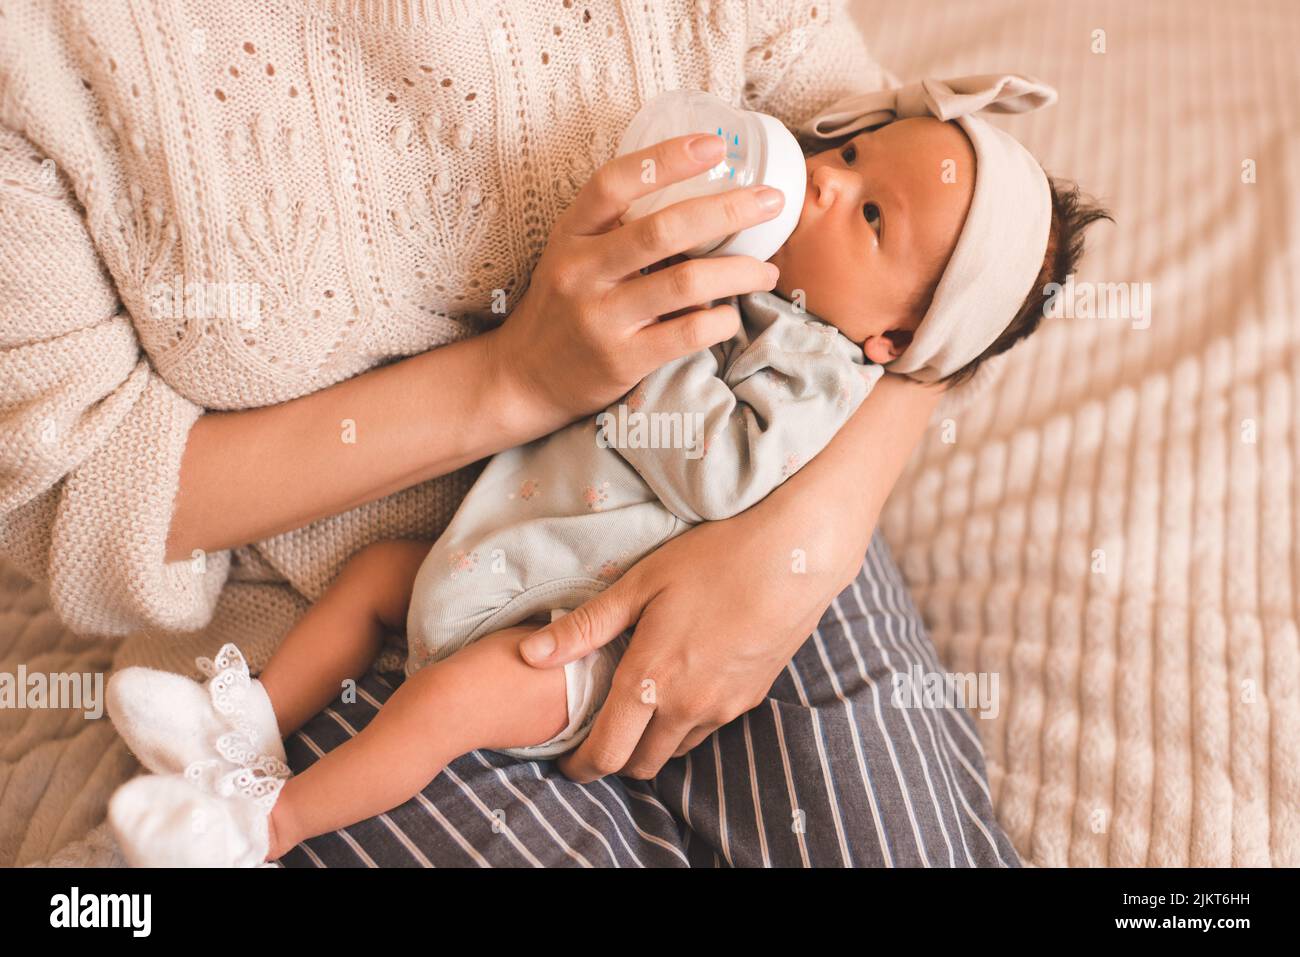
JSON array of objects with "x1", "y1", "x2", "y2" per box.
[{"x1": 0, "y1": 0, "x2": 886, "y2": 673}]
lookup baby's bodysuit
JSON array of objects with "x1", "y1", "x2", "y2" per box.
[{"x1": 405, "y1": 290, "x2": 884, "y2": 757}]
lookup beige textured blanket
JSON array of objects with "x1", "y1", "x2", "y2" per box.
[
  {"x1": 4, "y1": 0, "x2": 1298, "y2": 867},
  {"x1": 867, "y1": 0, "x2": 1300, "y2": 865}
]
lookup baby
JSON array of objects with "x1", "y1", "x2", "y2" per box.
[{"x1": 105, "y1": 75, "x2": 1109, "y2": 865}]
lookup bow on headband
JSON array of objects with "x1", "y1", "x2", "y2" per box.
[{"x1": 796, "y1": 74, "x2": 1058, "y2": 385}]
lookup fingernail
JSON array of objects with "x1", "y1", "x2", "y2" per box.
[
  {"x1": 755, "y1": 186, "x2": 784, "y2": 213},
  {"x1": 520, "y1": 632, "x2": 556, "y2": 662},
  {"x1": 765, "y1": 263, "x2": 780, "y2": 284},
  {"x1": 687, "y1": 133, "x2": 724, "y2": 162}
]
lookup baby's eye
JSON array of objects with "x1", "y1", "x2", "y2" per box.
[
  {"x1": 841, "y1": 144, "x2": 857, "y2": 164},
  {"x1": 862, "y1": 202, "x2": 882, "y2": 235}
]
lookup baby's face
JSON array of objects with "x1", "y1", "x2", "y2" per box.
[{"x1": 768, "y1": 117, "x2": 976, "y2": 366}]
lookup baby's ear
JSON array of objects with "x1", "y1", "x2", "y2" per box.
[{"x1": 863, "y1": 330, "x2": 911, "y2": 365}]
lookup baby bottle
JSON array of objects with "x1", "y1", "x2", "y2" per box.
[{"x1": 615, "y1": 90, "x2": 806, "y2": 262}]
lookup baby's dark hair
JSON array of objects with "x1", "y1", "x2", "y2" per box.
[{"x1": 939, "y1": 176, "x2": 1113, "y2": 388}]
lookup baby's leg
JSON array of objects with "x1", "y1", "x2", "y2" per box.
[
  {"x1": 265, "y1": 624, "x2": 568, "y2": 859},
  {"x1": 259, "y1": 539, "x2": 432, "y2": 737}
]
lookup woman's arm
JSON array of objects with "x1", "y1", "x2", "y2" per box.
[
  {"x1": 518, "y1": 371, "x2": 943, "y2": 781},
  {"x1": 164, "y1": 133, "x2": 787, "y2": 562},
  {"x1": 167, "y1": 330, "x2": 539, "y2": 561}
]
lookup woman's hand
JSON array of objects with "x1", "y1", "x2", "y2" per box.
[
  {"x1": 519, "y1": 473, "x2": 864, "y2": 781},
  {"x1": 487, "y1": 133, "x2": 785, "y2": 424},
  {"x1": 514, "y1": 373, "x2": 943, "y2": 781}
]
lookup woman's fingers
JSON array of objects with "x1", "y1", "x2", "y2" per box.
[
  {"x1": 597, "y1": 183, "x2": 786, "y2": 278},
  {"x1": 620, "y1": 712, "x2": 698, "y2": 779},
  {"x1": 564, "y1": 133, "x2": 727, "y2": 236},
  {"x1": 607, "y1": 255, "x2": 778, "y2": 328},
  {"x1": 557, "y1": 669, "x2": 656, "y2": 783},
  {"x1": 517, "y1": 579, "x2": 644, "y2": 668},
  {"x1": 637, "y1": 301, "x2": 743, "y2": 369},
  {"x1": 671, "y1": 725, "x2": 717, "y2": 758}
]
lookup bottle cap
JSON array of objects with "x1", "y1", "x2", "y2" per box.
[{"x1": 617, "y1": 90, "x2": 805, "y2": 261}]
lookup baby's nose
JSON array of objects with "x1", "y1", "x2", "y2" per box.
[{"x1": 811, "y1": 164, "x2": 852, "y2": 205}]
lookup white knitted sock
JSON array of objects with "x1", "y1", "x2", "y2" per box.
[
  {"x1": 109, "y1": 774, "x2": 275, "y2": 868},
  {"x1": 106, "y1": 644, "x2": 285, "y2": 775}
]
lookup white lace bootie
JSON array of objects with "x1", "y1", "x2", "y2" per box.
[
  {"x1": 106, "y1": 644, "x2": 286, "y2": 776},
  {"x1": 108, "y1": 765, "x2": 285, "y2": 868}
]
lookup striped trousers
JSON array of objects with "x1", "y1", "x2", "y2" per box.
[{"x1": 280, "y1": 530, "x2": 1019, "y2": 867}]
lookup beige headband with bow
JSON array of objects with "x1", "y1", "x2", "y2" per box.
[{"x1": 797, "y1": 74, "x2": 1058, "y2": 384}]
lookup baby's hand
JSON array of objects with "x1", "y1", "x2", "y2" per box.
[{"x1": 488, "y1": 134, "x2": 782, "y2": 423}]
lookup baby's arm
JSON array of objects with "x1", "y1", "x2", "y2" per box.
[{"x1": 606, "y1": 311, "x2": 884, "y2": 523}]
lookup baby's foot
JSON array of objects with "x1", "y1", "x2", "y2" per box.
[
  {"x1": 108, "y1": 772, "x2": 282, "y2": 867},
  {"x1": 106, "y1": 643, "x2": 285, "y2": 775}
]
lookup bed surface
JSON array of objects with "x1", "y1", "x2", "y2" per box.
[{"x1": 862, "y1": 0, "x2": 1300, "y2": 865}]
